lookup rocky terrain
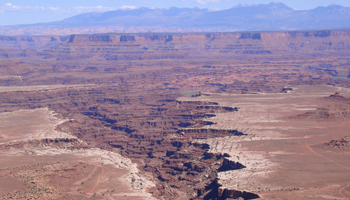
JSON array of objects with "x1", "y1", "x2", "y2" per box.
[
  {"x1": 179, "y1": 85, "x2": 350, "y2": 199},
  {"x1": 0, "y1": 108, "x2": 156, "y2": 199},
  {"x1": 0, "y1": 30, "x2": 350, "y2": 199},
  {"x1": 324, "y1": 136, "x2": 350, "y2": 150}
]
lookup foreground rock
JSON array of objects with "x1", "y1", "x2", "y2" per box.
[{"x1": 0, "y1": 108, "x2": 155, "y2": 200}]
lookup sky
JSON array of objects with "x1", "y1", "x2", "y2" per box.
[{"x1": 1, "y1": 0, "x2": 350, "y2": 26}]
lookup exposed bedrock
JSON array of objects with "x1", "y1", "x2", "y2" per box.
[
  {"x1": 324, "y1": 135, "x2": 350, "y2": 150},
  {"x1": 0, "y1": 85, "x2": 257, "y2": 199},
  {"x1": 0, "y1": 138, "x2": 87, "y2": 150},
  {"x1": 46, "y1": 30, "x2": 350, "y2": 61},
  {"x1": 180, "y1": 129, "x2": 245, "y2": 137},
  {"x1": 217, "y1": 188, "x2": 260, "y2": 200},
  {"x1": 218, "y1": 158, "x2": 246, "y2": 172},
  {"x1": 2, "y1": 30, "x2": 350, "y2": 59}
]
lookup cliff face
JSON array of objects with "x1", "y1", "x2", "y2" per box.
[
  {"x1": 62, "y1": 30, "x2": 350, "y2": 53},
  {"x1": 0, "y1": 36, "x2": 65, "y2": 51},
  {"x1": 1, "y1": 30, "x2": 350, "y2": 62}
]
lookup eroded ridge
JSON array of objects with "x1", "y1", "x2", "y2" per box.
[
  {"x1": 0, "y1": 86, "x2": 259, "y2": 199},
  {"x1": 178, "y1": 85, "x2": 350, "y2": 199},
  {"x1": 0, "y1": 108, "x2": 156, "y2": 200}
]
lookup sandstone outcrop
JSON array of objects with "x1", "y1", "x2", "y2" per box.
[{"x1": 324, "y1": 136, "x2": 350, "y2": 150}]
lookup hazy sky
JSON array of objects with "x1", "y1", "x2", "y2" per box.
[{"x1": 1, "y1": 0, "x2": 350, "y2": 26}]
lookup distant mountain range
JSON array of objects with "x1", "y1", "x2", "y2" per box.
[{"x1": 1, "y1": 2, "x2": 350, "y2": 35}]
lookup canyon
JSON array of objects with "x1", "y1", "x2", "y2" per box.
[{"x1": 0, "y1": 30, "x2": 350, "y2": 199}]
